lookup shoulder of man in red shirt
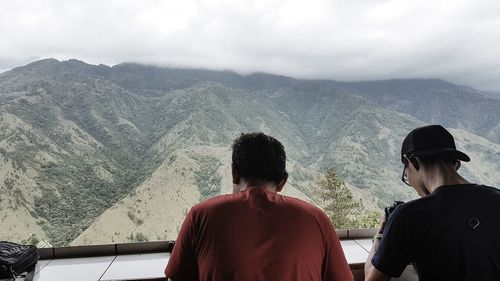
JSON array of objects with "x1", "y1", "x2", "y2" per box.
[{"x1": 166, "y1": 188, "x2": 353, "y2": 281}]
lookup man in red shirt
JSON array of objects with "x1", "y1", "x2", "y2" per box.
[{"x1": 165, "y1": 132, "x2": 352, "y2": 281}]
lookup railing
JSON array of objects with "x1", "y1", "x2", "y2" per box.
[{"x1": 29, "y1": 228, "x2": 421, "y2": 281}]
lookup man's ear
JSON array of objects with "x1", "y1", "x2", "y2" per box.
[
  {"x1": 455, "y1": 161, "x2": 461, "y2": 171},
  {"x1": 231, "y1": 163, "x2": 240, "y2": 184},
  {"x1": 410, "y1": 157, "x2": 420, "y2": 171},
  {"x1": 276, "y1": 172, "x2": 288, "y2": 192}
]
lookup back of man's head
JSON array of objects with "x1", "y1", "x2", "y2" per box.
[
  {"x1": 401, "y1": 125, "x2": 471, "y2": 176},
  {"x1": 232, "y1": 132, "x2": 287, "y2": 184},
  {"x1": 401, "y1": 125, "x2": 470, "y2": 164}
]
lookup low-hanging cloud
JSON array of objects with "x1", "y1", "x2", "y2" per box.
[{"x1": 1, "y1": 0, "x2": 499, "y2": 91}]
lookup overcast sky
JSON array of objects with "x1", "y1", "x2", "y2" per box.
[{"x1": 1, "y1": 0, "x2": 499, "y2": 91}]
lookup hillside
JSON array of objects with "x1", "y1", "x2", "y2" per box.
[
  {"x1": 71, "y1": 146, "x2": 313, "y2": 245},
  {"x1": 333, "y1": 79, "x2": 500, "y2": 143},
  {"x1": 0, "y1": 59, "x2": 498, "y2": 246}
]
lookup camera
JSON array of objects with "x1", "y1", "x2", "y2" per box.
[{"x1": 384, "y1": 201, "x2": 405, "y2": 220}]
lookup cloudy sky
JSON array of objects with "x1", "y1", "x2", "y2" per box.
[{"x1": 1, "y1": 0, "x2": 499, "y2": 91}]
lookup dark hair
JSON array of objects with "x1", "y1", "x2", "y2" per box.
[
  {"x1": 416, "y1": 151, "x2": 459, "y2": 166},
  {"x1": 232, "y1": 132, "x2": 287, "y2": 184}
]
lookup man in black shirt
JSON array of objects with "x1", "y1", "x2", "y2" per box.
[{"x1": 364, "y1": 125, "x2": 500, "y2": 281}]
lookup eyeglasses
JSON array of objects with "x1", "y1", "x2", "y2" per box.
[{"x1": 401, "y1": 154, "x2": 412, "y2": 186}]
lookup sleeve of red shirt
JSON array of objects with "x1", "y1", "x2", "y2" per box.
[
  {"x1": 321, "y1": 214, "x2": 354, "y2": 281},
  {"x1": 165, "y1": 208, "x2": 199, "y2": 281}
]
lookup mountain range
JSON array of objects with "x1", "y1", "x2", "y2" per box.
[{"x1": 0, "y1": 59, "x2": 498, "y2": 246}]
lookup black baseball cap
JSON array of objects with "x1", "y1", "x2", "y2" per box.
[{"x1": 401, "y1": 125, "x2": 470, "y2": 163}]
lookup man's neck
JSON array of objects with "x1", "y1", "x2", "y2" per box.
[
  {"x1": 234, "y1": 180, "x2": 279, "y2": 194},
  {"x1": 423, "y1": 166, "x2": 469, "y2": 193}
]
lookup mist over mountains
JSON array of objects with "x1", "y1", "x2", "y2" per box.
[{"x1": 1, "y1": 59, "x2": 499, "y2": 246}]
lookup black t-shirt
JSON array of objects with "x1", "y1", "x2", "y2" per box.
[{"x1": 372, "y1": 184, "x2": 500, "y2": 281}]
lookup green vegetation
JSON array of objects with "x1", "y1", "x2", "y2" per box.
[
  {"x1": 127, "y1": 210, "x2": 144, "y2": 225},
  {"x1": 312, "y1": 169, "x2": 380, "y2": 229},
  {"x1": 8, "y1": 100, "x2": 59, "y2": 129},
  {"x1": 0, "y1": 59, "x2": 498, "y2": 247},
  {"x1": 127, "y1": 232, "x2": 148, "y2": 242},
  {"x1": 288, "y1": 167, "x2": 315, "y2": 197},
  {"x1": 33, "y1": 158, "x2": 151, "y2": 246},
  {"x1": 193, "y1": 155, "x2": 222, "y2": 200},
  {"x1": 0, "y1": 82, "x2": 161, "y2": 246}
]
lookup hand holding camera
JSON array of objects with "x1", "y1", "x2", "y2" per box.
[
  {"x1": 384, "y1": 201, "x2": 405, "y2": 221},
  {"x1": 374, "y1": 201, "x2": 405, "y2": 243}
]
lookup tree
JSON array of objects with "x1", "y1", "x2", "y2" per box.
[
  {"x1": 134, "y1": 232, "x2": 148, "y2": 242},
  {"x1": 356, "y1": 210, "x2": 381, "y2": 228},
  {"x1": 312, "y1": 168, "x2": 380, "y2": 229}
]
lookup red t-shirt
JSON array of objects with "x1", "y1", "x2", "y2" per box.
[{"x1": 165, "y1": 187, "x2": 352, "y2": 281}]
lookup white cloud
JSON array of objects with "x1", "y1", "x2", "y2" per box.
[{"x1": 1, "y1": 0, "x2": 499, "y2": 90}]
